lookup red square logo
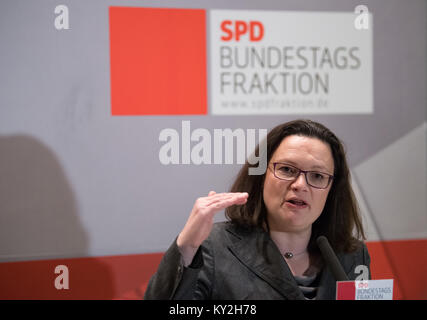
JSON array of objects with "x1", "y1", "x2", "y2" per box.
[
  {"x1": 336, "y1": 281, "x2": 356, "y2": 300},
  {"x1": 109, "y1": 7, "x2": 207, "y2": 115}
]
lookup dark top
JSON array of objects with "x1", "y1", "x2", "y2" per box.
[{"x1": 144, "y1": 222, "x2": 371, "y2": 300}]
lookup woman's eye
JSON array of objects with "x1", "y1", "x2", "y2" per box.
[
  {"x1": 312, "y1": 173, "x2": 325, "y2": 181},
  {"x1": 279, "y1": 166, "x2": 295, "y2": 174}
]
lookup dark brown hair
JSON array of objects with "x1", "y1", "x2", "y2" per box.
[{"x1": 225, "y1": 119, "x2": 365, "y2": 254}]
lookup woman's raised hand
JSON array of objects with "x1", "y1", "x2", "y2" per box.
[{"x1": 176, "y1": 191, "x2": 248, "y2": 251}]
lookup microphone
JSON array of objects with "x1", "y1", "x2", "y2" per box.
[{"x1": 316, "y1": 236, "x2": 349, "y2": 281}]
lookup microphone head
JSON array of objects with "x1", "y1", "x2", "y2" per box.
[{"x1": 316, "y1": 235, "x2": 328, "y2": 247}]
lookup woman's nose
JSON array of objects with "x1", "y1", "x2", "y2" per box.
[{"x1": 291, "y1": 172, "x2": 308, "y2": 190}]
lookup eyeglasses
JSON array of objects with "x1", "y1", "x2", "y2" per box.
[{"x1": 270, "y1": 162, "x2": 334, "y2": 189}]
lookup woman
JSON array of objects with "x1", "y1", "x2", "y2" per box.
[{"x1": 144, "y1": 119, "x2": 371, "y2": 300}]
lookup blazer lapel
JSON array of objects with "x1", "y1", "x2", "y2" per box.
[{"x1": 226, "y1": 226, "x2": 305, "y2": 300}]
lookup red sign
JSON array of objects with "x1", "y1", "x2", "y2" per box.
[{"x1": 109, "y1": 7, "x2": 207, "y2": 115}]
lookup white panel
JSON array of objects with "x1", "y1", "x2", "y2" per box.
[
  {"x1": 210, "y1": 10, "x2": 373, "y2": 115},
  {"x1": 353, "y1": 122, "x2": 427, "y2": 241}
]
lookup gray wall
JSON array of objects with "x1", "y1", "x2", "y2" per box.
[{"x1": 0, "y1": 0, "x2": 426, "y2": 262}]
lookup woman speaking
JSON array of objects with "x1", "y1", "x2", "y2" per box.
[{"x1": 144, "y1": 119, "x2": 371, "y2": 300}]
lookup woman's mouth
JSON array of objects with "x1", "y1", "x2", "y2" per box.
[{"x1": 284, "y1": 198, "x2": 308, "y2": 209}]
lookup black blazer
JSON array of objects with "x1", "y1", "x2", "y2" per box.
[{"x1": 144, "y1": 222, "x2": 371, "y2": 300}]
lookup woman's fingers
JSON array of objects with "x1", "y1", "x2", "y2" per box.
[
  {"x1": 209, "y1": 193, "x2": 248, "y2": 212},
  {"x1": 203, "y1": 192, "x2": 248, "y2": 207},
  {"x1": 197, "y1": 193, "x2": 248, "y2": 221}
]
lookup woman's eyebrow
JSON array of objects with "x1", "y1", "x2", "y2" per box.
[
  {"x1": 274, "y1": 159, "x2": 328, "y2": 171},
  {"x1": 310, "y1": 164, "x2": 329, "y2": 171}
]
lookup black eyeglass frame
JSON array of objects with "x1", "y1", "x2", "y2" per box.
[{"x1": 270, "y1": 162, "x2": 334, "y2": 189}]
